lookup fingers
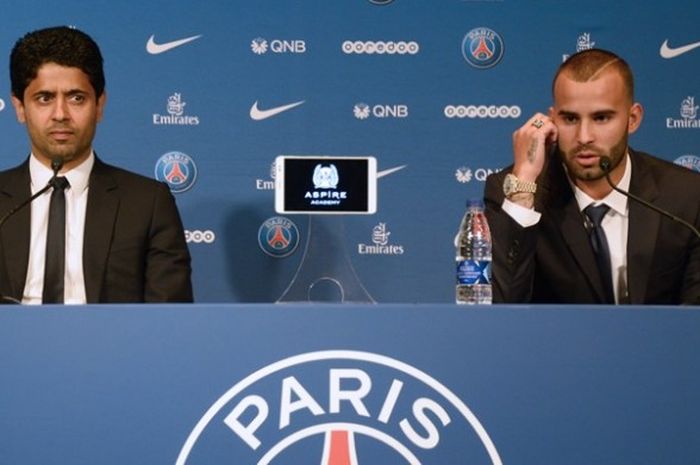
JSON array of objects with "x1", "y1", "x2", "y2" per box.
[{"x1": 512, "y1": 113, "x2": 556, "y2": 181}]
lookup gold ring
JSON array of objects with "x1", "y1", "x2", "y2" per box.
[{"x1": 532, "y1": 119, "x2": 544, "y2": 129}]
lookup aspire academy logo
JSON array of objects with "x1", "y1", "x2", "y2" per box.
[{"x1": 176, "y1": 350, "x2": 502, "y2": 464}]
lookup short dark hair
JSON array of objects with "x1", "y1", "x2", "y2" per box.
[
  {"x1": 553, "y1": 48, "x2": 634, "y2": 102},
  {"x1": 10, "y1": 26, "x2": 105, "y2": 101}
]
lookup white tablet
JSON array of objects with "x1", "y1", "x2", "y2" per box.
[{"x1": 275, "y1": 155, "x2": 377, "y2": 214}]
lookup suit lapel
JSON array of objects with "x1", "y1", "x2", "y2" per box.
[
  {"x1": 543, "y1": 161, "x2": 609, "y2": 302},
  {"x1": 83, "y1": 157, "x2": 119, "y2": 303},
  {"x1": 0, "y1": 161, "x2": 32, "y2": 298},
  {"x1": 626, "y1": 152, "x2": 660, "y2": 304}
]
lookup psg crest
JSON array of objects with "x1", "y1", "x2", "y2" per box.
[
  {"x1": 461, "y1": 27, "x2": 504, "y2": 69},
  {"x1": 258, "y1": 216, "x2": 300, "y2": 258},
  {"x1": 155, "y1": 151, "x2": 198, "y2": 193}
]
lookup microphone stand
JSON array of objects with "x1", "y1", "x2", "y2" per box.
[
  {"x1": 0, "y1": 158, "x2": 65, "y2": 304},
  {"x1": 600, "y1": 157, "x2": 700, "y2": 239}
]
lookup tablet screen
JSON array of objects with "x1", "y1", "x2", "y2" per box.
[{"x1": 275, "y1": 156, "x2": 377, "y2": 214}]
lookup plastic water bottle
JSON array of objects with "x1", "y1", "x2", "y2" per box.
[{"x1": 455, "y1": 199, "x2": 492, "y2": 304}]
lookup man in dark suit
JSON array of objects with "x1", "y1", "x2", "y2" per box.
[
  {"x1": 3, "y1": 26, "x2": 192, "y2": 303},
  {"x1": 484, "y1": 48, "x2": 700, "y2": 305}
]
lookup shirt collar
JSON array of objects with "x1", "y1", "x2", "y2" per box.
[
  {"x1": 571, "y1": 152, "x2": 632, "y2": 217},
  {"x1": 29, "y1": 152, "x2": 94, "y2": 195}
]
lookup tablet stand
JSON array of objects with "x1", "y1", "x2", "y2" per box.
[{"x1": 277, "y1": 216, "x2": 374, "y2": 303}]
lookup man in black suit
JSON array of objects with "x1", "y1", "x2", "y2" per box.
[
  {"x1": 485, "y1": 48, "x2": 700, "y2": 305},
  {"x1": 3, "y1": 26, "x2": 192, "y2": 303}
]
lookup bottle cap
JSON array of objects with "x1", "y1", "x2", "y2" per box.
[{"x1": 466, "y1": 199, "x2": 484, "y2": 209}]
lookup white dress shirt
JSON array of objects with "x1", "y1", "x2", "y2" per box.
[
  {"x1": 22, "y1": 153, "x2": 93, "y2": 304},
  {"x1": 502, "y1": 153, "x2": 632, "y2": 303}
]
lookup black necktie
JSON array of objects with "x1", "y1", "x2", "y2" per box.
[
  {"x1": 584, "y1": 204, "x2": 615, "y2": 304},
  {"x1": 43, "y1": 176, "x2": 70, "y2": 304}
]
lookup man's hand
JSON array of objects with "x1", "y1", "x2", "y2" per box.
[{"x1": 512, "y1": 113, "x2": 558, "y2": 182}]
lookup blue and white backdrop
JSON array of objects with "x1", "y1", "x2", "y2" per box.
[{"x1": 0, "y1": 0, "x2": 698, "y2": 302}]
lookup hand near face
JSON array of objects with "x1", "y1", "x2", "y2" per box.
[{"x1": 511, "y1": 113, "x2": 558, "y2": 183}]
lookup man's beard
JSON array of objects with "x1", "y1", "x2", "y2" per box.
[{"x1": 559, "y1": 132, "x2": 628, "y2": 181}]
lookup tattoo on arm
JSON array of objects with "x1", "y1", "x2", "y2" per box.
[{"x1": 527, "y1": 139, "x2": 538, "y2": 163}]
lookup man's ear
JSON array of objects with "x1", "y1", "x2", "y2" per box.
[
  {"x1": 11, "y1": 95, "x2": 26, "y2": 123},
  {"x1": 628, "y1": 102, "x2": 644, "y2": 134},
  {"x1": 96, "y1": 91, "x2": 107, "y2": 122}
]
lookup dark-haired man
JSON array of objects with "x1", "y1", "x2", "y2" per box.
[
  {"x1": 3, "y1": 26, "x2": 193, "y2": 303},
  {"x1": 485, "y1": 48, "x2": 700, "y2": 305}
]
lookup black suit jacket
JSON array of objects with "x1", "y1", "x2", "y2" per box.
[
  {"x1": 484, "y1": 149, "x2": 700, "y2": 305},
  {"x1": 0, "y1": 157, "x2": 193, "y2": 303}
]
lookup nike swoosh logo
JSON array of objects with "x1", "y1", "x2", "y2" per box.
[
  {"x1": 660, "y1": 39, "x2": 700, "y2": 59},
  {"x1": 377, "y1": 165, "x2": 406, "y2": 178},
  {"x1": 146, "y1": 34, "x2": 202, "y2": 54},
  {"x1": 250, "y1": 101, "x2": 305, "y2": 120}
]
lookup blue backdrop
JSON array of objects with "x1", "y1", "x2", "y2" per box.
[{"x1": 0, "y1": 0, "x2": 698, "y2": 302}]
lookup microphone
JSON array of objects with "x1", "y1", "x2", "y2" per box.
[
  {"x1": 599, "y1": 156, "x2": 700, "y2": 239},
  {"x1": 0, "y1": 157, "x2": 64, "y2": 229},
  {"x1": 0, "y1": 158, "x2": 65, "y2": 304}
]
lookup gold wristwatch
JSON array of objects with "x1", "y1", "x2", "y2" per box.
[{"x1": 503, "y1": 173, "x2": 537, "y2": 198}]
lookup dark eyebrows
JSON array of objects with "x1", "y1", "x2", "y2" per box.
[{"x1": 30, "y1": 88, "x2": 89, "y2": 99}]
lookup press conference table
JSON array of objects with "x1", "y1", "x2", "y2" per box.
[{"x1": 1, "y1": 304, "x2": 698, "y2": 465}]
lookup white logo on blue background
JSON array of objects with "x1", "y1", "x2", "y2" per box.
[
  {"x1": 680, "y1": 96, "x2": 699, "y2": 120},
  {"x1": 462, "y1": 27, "x2": 504, "y2": 69},
  {"x1": 251, "y1": 38, "x2": 268, "y2": 54},
  {"x1": 175, "y1": 350, "x2": 503, "y2": 465},
  {"x1": 369, "y1": 0, "x2": 394, "y2": 4},
  {"x1": 354, "y1": 103, "x2": 371, "y2": 120},
  {"x1": 258, "y1": 216, "x2": 300, "y2": 258},
  {"x1": 155, "y1": 151, "x2": 197, "y2": 193},
  {"x1": 674, "y1": 155, "x2": 700, "y2": 172},
  {"x1": 0, "y1": 98, "x2": 5, "y2": 112},
  {"x1": 667, "y1": 96, "x2": 700, "y2": 129}
]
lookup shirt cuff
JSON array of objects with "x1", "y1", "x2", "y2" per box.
[{"x1": 502, "y1": 198, "x2": 542, "y2": 227}]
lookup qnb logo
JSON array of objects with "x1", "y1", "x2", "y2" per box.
[
  {"x1": 358, "y1": 223, "x2": 405, "y2": 255},
  {"x1": 252, "y1": 37, "x2": 306, "y2": 55},
  {"x1": 354, "y1": 103, "x2": 409, "y2": 119},
  {"x1": 456, "y1": 167, "x2": 501, "y2": 183},
  {"x1": 154, "y1": 151, "x2": 197, "y2": 193},
  {"x1": 444, "y1": 105, "x2": 521, "y2": 119},
  {"x1": 185, "y1": 230, "x2": 216, "y2": 244},
  {"x1": 175, "y1": 350, "x2": 503, "y2": 465},
  {"x1": 667, "y1": 96, "x2": 700, "y2": 129},
  {"x1": 562, "y1": 32, "x2": 595, "y2": 61},
  {"x1": 342, "y1": 40, "x2": 419, "y2": 55}
]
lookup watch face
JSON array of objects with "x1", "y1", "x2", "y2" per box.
[{"x1": 503, "y1": 174, "x2": 515, "y2": 196}]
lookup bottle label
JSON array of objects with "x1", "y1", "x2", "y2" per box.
[{"x1": 456, "y1": 260, "x2": 491, "y2": 285}]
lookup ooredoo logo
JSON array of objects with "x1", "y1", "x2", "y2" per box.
[
  {"x1": 185, "y1": 230, "x2": 216, "y2": 244},
  {"x1": 342, "y1": 41, "x2": 419, "y2": 55},
  {"x1": 444, "y1": 105, "x2": 521, "y2": 119},
  {"x1": 176, "y1": 350, "x2": 502, "y2": 465}
]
